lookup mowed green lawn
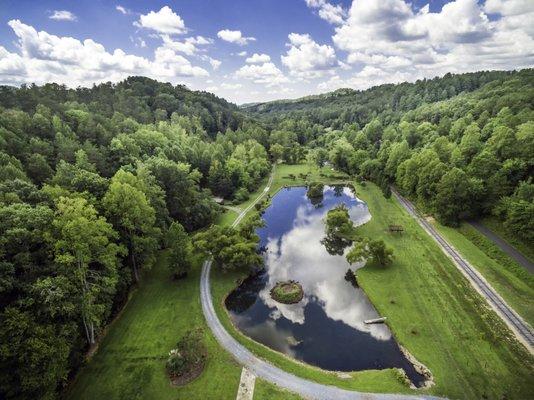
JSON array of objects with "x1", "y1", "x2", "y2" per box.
[
  {"x1": 353, "y1": 183, "x2": 533, "y2": 399},
  {"x1": 213, "y1": 166, "x2": 534, "y2": 400},
  {"x1": 64, "y1": 252, "x2": 242, "y2": 400}
]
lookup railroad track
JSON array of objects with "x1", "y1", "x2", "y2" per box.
[{"x1": 392, "y1": 189, "x2": 534, "y2": 351}]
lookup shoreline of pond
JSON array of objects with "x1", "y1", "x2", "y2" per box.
[{"x1": 224, "y1": 185, "x2": 433, "y2": 388}]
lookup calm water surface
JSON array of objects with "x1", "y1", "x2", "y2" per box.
[{"x1": 225, "y1": 186, "x2": 425, "y2": 386}]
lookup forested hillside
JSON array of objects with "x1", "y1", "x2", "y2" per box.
[
  {"x1": 252, "y1": 69, "x2": 533, "y2": 238},
  {"x1": 0, "y1": 77, "x2": 270, "y2": 399},
  {"x1": 0, "y1": 69, "x2": 532, "y2": 400},
  {"x1": 244, "y1": 70, "x2": 521, "y2": 129}
]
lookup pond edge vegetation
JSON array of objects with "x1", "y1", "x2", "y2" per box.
[{"x1": 221, "y1": 178, "x2": 434, "y2": 390}]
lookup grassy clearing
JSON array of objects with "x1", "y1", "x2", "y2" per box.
[
  {"x1": 65, "y1": 253, "x2": 242, "y2": 400},
  {"x1": 481, "y1": 216, "x2": 534, "y2": 263},
  {"x1": 433, "y1": 221, "x2": 534, "y2": 326},
  {"x1": 253, "y1": 379, "x2": 302, "y2": 400},
  {"x1": 353, "y1": 183, "x2": 533, "y2": 399},
  {"x1": 214, "y1": 164, "x2": 534, "y2": 400},
  {"x1": 216, "y1": 208, "x2": 238, "y2": 227}
]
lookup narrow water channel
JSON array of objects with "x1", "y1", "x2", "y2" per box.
[{"x1": 225, "y1": 186, "x2": 425, "y2": 386}]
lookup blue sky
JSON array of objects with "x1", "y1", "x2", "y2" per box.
[{"x1": 0, "y1": 0, "x2": 532, "y2": 103}]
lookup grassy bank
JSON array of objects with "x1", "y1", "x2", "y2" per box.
[
  {"x1": 64, "y1": 253, "x2": 242, "y2": 400},
  {"x1": 253, "y1": 380, "x2": 302, "y2": 399},
  {"x1": 213, "y1": 164, "x2": 534, "y2": 399},
  {"x1": 353, "y1": 183, "x2": 533, "y2": 399},
  {"x1": 433, "y1": 221, "x2": 534, "y2": 326}
]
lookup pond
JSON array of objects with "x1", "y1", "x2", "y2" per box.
[{"x1": 225, "y1": 185, "x2": 425, "y2": 386}]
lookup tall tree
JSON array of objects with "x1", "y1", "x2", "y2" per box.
[
  {"x1": 51, "y1": 196, "x2": 123, "y2": 345},
  {"x1": 166, "y1": 221, "x2": 192, "y2": 278},
  {"x1": 102, "y1": 171, "x2": 160, "y2": 282}
]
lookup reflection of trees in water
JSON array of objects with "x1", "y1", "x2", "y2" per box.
[
  {"x1": 308, "y1": 195, "x2": 323, "y2": 207},
  {"x1": 333, "y1": 185, "x2": 344, "y2": 197},
  {"x1": 344, "y1": 269, "x2": 358, "y2": 288},
  {"x1": 320, "y1": 231, "x2": 352, "y2": 256},
  {"x1": 225, "y1": 270, "x2": 267, "y2": 314}
]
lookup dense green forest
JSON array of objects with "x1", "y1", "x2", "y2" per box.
[
  {"x1": 249, "y1": 69, "x2": 533, "y2": 235},
  {"x1": 0, "y1": 70, "x2": 532, "y2": 399},
  {"x1": 0, "y1": 77, "x2": 269, "y2": 399}
]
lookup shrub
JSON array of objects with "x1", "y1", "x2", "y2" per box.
[
  {"x1": 233, "y1": 187, "x2": 249, "y2": 203},
  {"x1": 166, "y1": 329, "x2": 207, "y2": 385}
]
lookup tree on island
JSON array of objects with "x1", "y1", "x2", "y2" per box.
[
  {"x1": 321, "y1": 204, "x2": 354, "y2": 255},
  {"x1": 307, "y1": 182, "x2": 325, "y2": 206},
  {"x1": 325, "y1": 204, "x2": 354, "y2": 239}
]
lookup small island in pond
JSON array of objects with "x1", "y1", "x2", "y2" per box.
[{"x1": 270, "y1": 281, "x2": 304, "y2": 304}]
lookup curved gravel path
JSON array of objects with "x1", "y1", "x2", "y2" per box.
[
  {"x1": 392, "y1": 189, "x2": 534, "y2": 353},
  {"x1": 200, "y1": 168, "x2": 443, "y2": 400}
]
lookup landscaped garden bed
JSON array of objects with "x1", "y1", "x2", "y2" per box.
[{"x1": 166, "y1": 328, "x2": 207, "y2": 386}]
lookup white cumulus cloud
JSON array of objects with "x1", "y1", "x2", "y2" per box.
[
  {"x1": 115, "y1": 5, "x2": 131, "y2": 15},
  {"x1": 235, "y1": 62, "x2": 288, "y2": 86},
  {"x1": 305, "y1": 0, "x2": 346, "y2": 25},
  {"x1": 208, "y1": 57, "x2": 221, "y2": 70},
  {"x1": 246, "y1": 53, "x2": 271, "y2": 64},
  {"x1": 217, "y1": 29, "x2": 256, "y2": 45},
  {"x1": 281, "y1": 33, "x2": 338, "y2": 79},
  {"x1": 135, "y1": 6, "x2": 187, "y2": 35},
  {"x1": 161, "y1": 35, "x2": 213, "y2": 56},
  {"x1": 0, "y1": 20, "x2": 208, "y2": 87},
  {"x1": 49, "y1": 10, "x2": 77, "y2": 21},
  {"x1": 319, "y1": 0, "x2": 534, "y2": 93}
]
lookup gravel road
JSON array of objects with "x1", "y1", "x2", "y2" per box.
[{"x1": 392, "y1": 189, "x2": 534, "y2": 353}]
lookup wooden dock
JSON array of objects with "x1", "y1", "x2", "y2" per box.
[{"x1": 364, "y1": 317, "x2": 387, "y2": 324}]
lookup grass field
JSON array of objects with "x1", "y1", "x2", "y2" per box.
[
  {"x1": 253, "y1": 380, "x2": 302, "y2": 399},
  {"x1": 215, "y1": 208, "x2": 238, "y2": 226},
  {"x1": 64, "y1": 253, "x2": 243, "y2": 400},
  {"x1": 434, "y1": 221, "x2": 534, "y2": 326},
  {"x1": 213, "y1": 165, "x2": 534, "y2": 400}
]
